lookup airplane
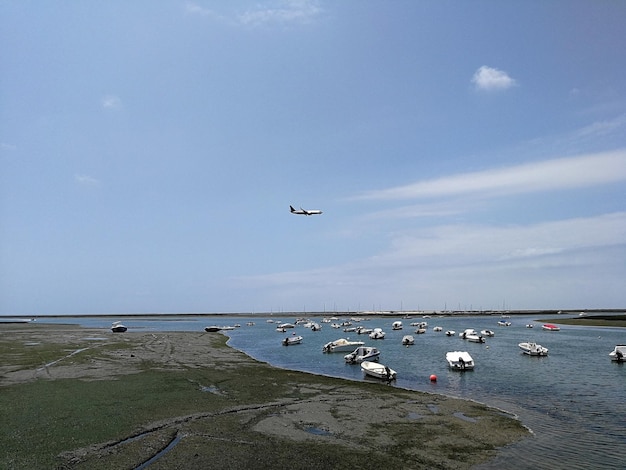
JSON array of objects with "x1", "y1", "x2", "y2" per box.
[{"x1": 290, "y1": 205, "x2": 323, "y2": 216}]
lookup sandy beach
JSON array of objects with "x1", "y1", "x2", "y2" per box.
[{"x1": 0, "y1": 323, "x2": 529, "y2": 469}]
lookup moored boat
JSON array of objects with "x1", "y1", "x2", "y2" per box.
[
  {"x1": 282, "y1": 335, "x2": 303, "y2": 346},
  {"x1": 446, "y1": 351, "x2": 475, "y2": 370},
  {"x1": 322, "y1": 338, "x2": 365, "y2": 353},
  {"x1": 445, "y1": 330, "x2": 456, "y2": 336},
  {"x1": 369, "y1": 328, "x2": 386, "y2": 339},
  {"x1": 609, "y1": 345, "x2": 626, "y2": 362},
  {"x1": 542, "y1": 323, "x2": 560, "y2": 331},
  {"x1": 111, "y1": 322, "x2": 127, "y2": 333},
  {"x1": 204, "y1": 326, "x2": 221, "y2": 332},
  {"x1": 360, "y1": 361, "x2": 396, "y2": 381},
  {"x1": 401, "y1": 335, "x2": 415, "y2": 345},
  {"x1": 344, "y1": 346, "x2": 381, "y2": 364},
  {"x1": 519, "y1": 342, "x2": 548, "y2": 356},
  {"x1": 466, "y1": 334, "x2": 485, "y2": 343},
  {"x1": 459, "y1": 328, "x2": 477, "y2": 339},
  {"x1": 481, "y1": 329, "x2": 495, "y2": 337},
  {"x1": 392, "y1": 321, "x2": 403, "y2": 330}
]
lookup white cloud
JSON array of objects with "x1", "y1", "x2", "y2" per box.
[
  {"x1": 185, "y1": 2, "x2": 217, "y2": 18},
  {"x1": 241, "y1": 212, "x2": 626, "y2": 309},
  {"x1": 101, "y1": 95, "x2": 121, "y2": 109},
  {"x1": 472, "y1": 65, "x2": 517, "y2": 91},
  {"x1": 354, "y1": 149, "x2": 626, "y2": 201},
  {"x1": 75, "y1": 174, "x2": 100, "y2": 187},
  {"x1": 238, "y1": 0, "x2": 322, "y2": 26},
  {"x1": 572, "y1": 113, "x2": 626, "y2": 140}
]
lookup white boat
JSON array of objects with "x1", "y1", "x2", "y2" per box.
[
  {"x1": 414, "y1": 328, "x2": 427, "y2": 334},
  {"x1": 282, "y1": 335, "x2": 303, "y2": 346},
  {"x1": 360, "y1": 361, "x2": 396, "y2": 381},
  {"x1": 445, "y1": 330, "x2": 456, "y2": 336},
  {"x1": 344, "y1": 346, "x2": 381, "y2": 364},
  {"x1": 526, "y1": 324, "x2": 534, "y2": 328},
  {"x1": 111, "y1": 321, "x2": 127, "y2": 333},
  {"x1": 356, "y1": 326, "x2": 373, "y2": 335},
  {"x1": 401, "y1": 335, "x2": 415, "y2": 345},
  {"x1": 497, "y1": 320, "x2": 511, "y2": 326},
  {"x1": 446, "y1": 351, "x2": 475, "y2": 370},
  {"x1": 322, "y1": 338, "x2": 365, "y2": 353},
  {"x1": 609, "y1": 345, "x2": 626, "y2": 362},
  {"x1": 369, "y1": 328, "x2": 386, "y2": 339},
  {"x1": 542, "y1": 323, "x2": 560, "y2": 331},
  {"x1": 392, "y1": 321, "x2": 403, "y2": 330},
  {"x1": 278, "y1": 323, "x2": 295, "y2": 329},
  {"x1": 310, "y1": 323, "x2": 322, "y2": 331},
  {"x1": 433, "y1": 326, "x2": 443, "y2": 332},
  {"x1": 481, "y1": 329, "x2": 495, "y2": 337},
  {"x1": 459, "y1": 329, "x2": 477, "y2": 339},
  {"x1": 466, "y1": 334, "x2": 485, "y2": 343},
  {"x1": 519, "y1": 342, "x2": 548, "y2": 356}
]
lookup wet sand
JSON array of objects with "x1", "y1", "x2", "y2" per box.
[{"x1": 0, "y1": 324, "x2": 529, "y2": 469}]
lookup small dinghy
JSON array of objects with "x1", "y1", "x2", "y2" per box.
[{"x1": 360, "y1": 361, "x2": 396, "y2": 381}]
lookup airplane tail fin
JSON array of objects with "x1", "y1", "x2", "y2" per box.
[{"x1": 290, "y1": 205, "x2": 296, "y2": 212}]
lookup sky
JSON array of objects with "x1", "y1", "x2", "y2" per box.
[{"x1": 1, "y1": 1, "x2": 626, "y2": 315}]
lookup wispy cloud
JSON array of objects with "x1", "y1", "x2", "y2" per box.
[
  {"x1": 241, "y1": 212, "x2": 626, "y2": 309},
  {"x1": 75, "y1": 174, "x2": 100, "y2": 187},
  {"x1": 238, "y1": 0, "x2": 322, "y2": 26},
  {"x1": 353, "y1": 150, "x2": 626, "y2": 202},
  {"x1": 572, "y1": 113, "x2": 626, "y2": 141},
  {"x1": 185, "y1": 2, "x2": 218, "y2": 18},
  {"x1": 472, "y1": 65, "x2": 517, "y2": 91},
  {"x1": 101, "y1": 95, "x2": 122, "y2": 110}
]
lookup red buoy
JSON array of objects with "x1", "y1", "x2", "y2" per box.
[{"x1": 430, "y1": 374, "x2": 437, "y2": 382}]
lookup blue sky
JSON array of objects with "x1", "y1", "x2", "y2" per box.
[{"x1": 2, "y1": 1, "x2": 625, "y2": 315}]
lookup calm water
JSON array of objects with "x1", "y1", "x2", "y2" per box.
[{"x1": 37, "y1": 314, "x2": 626, "y2": 469}]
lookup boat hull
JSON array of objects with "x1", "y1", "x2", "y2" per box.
[{"x1": 360, "y1": 361, "x2": 396, "y2": 380}]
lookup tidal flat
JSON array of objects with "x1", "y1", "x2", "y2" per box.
[{"x1": 0, "y1": 324, "x2": 529, "y2": 469}]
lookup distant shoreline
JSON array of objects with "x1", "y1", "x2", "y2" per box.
[{"x1": 3, "y1": 308, "x2": 624, "y2": 319}]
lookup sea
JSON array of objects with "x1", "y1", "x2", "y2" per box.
[{"x1": 34, "y1": 313, "x2": 625, "y2": 470}]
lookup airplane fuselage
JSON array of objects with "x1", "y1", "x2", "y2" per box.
[{"x1": 290, "y1": 205, "x2": 322, "y2": 215}]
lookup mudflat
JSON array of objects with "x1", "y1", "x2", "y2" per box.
[{"x1": 0, "y1": 324, "x2": 529, "y2": 469}]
